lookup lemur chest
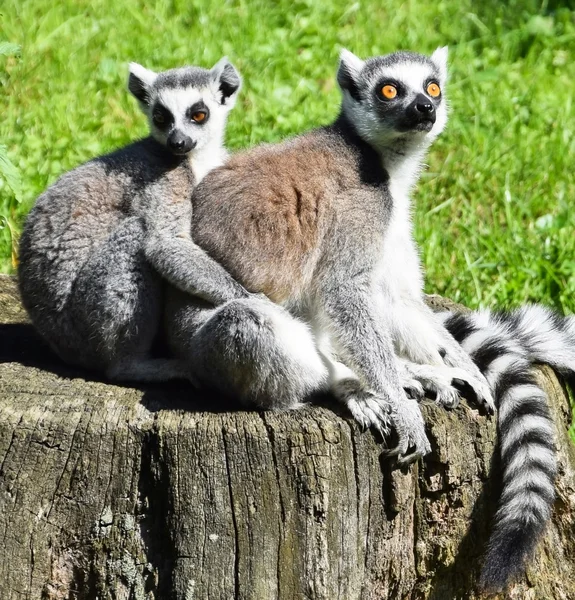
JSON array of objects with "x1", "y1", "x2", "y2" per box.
[{"x1": 377, "y1": 185, "x2": 423, "y2": 299}]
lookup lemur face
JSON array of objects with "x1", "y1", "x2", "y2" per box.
[
  {"x1": 128, "y1": 58, "x2": 241, "y2": 156},
  {"x1": 337, "y1": 48, "x2": 448, "y2": 147}
]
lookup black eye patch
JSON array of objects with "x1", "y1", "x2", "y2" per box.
[
  {"x1": 374, "y1": 79, "x2": 404, "y2": 101},
  {"x1": 186, "y1": 100, "x2": 210, "y2": 124},
  {"x1": 152, "y1": 104, "x2": 173, "y2": 130}
]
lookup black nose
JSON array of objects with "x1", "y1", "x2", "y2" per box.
[
  {"x1": 415, "y1": 101, "x2": 434, "y2": 114},
  {"x1": 167, "y1": 132, "x2": 195, "y2": 155}
]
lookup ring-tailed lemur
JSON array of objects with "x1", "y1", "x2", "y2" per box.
[
  {"x1": 18, "y1": 58, "x2": 252, "y2": 381},
  {"x1": 438, "y1": 305, "x2": 573, "y2": 591},
  {"x1": 164, "y1": 48, "x2": 493, "y2": 464},
  {"x1": 331, "y1": 49, "x2": 564, "y2": 589}
]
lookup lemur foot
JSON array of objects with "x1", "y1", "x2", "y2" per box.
[
  {"x1": 384, "y1": 398, "x2": 431, "y2": 465},
  {"x1": 338, "y1": 380, "x2": 392, "y2": 437},
  {"x1": 398, "y1": 359, "x2": 462, "y2": 407},
  {"x1": 398, "y1": 360, "x2": 495, "y2": 413},
  {"x1": 450, "y1": 368, "x2": 495, "y2": 414},
  {"x1": 441, "y1": 353, "x2": 495, "y2": 414},
  {"x1": 399, "y1": 371, "x2": 425, "y2": 401},
  {"x1": 336, "y1": 378, "x2": 430, "y2": 463}
]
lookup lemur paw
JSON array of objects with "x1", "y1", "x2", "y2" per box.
[
  {"x1": 339, "y1": 380, "x2": 392, "y2": 438},
  {"x1": 399, "y1": 373, "x2": 425, "y2": 401},
  {"x1": 384, "y1": 398, "x2": 431, "y2": 465},
  {"x1": 450, "y1": 369, "x2": 495, "y2": 414},
  {"x1": 441, "y1": 354, "x2": 495, "y2": 414},
  {"x1": 398, "y1": 361, "x2": 460, "y2": 408},
  {"x1": 337, "y1": 379, "x2": 430, "y2": 463},
  {"x1": 398, "y1": 360, "x2": 495, "y2": 413}
]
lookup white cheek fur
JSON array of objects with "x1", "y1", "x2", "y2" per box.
[{"x1": 146, "y1": 84, "x2": 231, "y2": 150}]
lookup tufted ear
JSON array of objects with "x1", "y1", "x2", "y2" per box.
[
  {"x1": 211, "y1": 57, "x2": 242, "y2": 106},
  {"x1": 128, "y1": 63, "x2": 157, "y2": 106},
  {"x1": 337, "y1": 49, "x2": 365, "y2": 101},
  {"x1": 430, "y1": 46, "x2": 448, "y2": 82}
]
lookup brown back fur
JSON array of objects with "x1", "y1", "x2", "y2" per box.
[{"x1": 191, "y1": 125, "x2": 388, "y2": 304}]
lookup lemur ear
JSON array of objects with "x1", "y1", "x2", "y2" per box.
[
  {"x1": 430, "y1": 46, "x2": 448, "y2": 82},
  {"x1": 211, "y1": 57, "x2": 242, "y2": 106},
  {"x1": 128, "y1": 63, "x2": 158, "y2": 106},
  {"x1": 337, "y1": 49, "x2": 365, "y2": 101}
]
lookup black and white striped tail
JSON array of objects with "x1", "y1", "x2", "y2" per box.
[
  {"x1": 441, "y1": 310, "x2": 559, "y2": 592},
  {"x1": 487, "y1": 305, "x2": 575, "y2": 378}
]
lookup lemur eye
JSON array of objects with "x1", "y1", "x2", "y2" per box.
[
  {"x1": 427, "y1": 82, "x2": 441, "y2": 98},
  {"x1": 191, "y1": 111, "x2": 207, "y2": 123},
  {"x1": 153, "y1": 111, "x2": 165, "y2": 125},
  {"x1": 381, "y1": 85, "x2": 397, "y2": 99}
]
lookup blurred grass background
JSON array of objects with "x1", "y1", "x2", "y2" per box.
[{"x1": 1, "y1": 0, "x2": 574, "y2": 308}]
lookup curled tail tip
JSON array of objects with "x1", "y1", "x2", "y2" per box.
[
  {"x1": 479, "y1": 527, "x2": 540, "y2": 594},
  {"x1": 479, "y1": 560, "x2": 518, "y2": 595},
  {"x1": 479, "y1": 552, "x2": 523, "y2": 594}
]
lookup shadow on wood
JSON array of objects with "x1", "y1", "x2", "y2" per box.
[{"x1": 0, "y1": 274, "x2": 574, "y2": 599}]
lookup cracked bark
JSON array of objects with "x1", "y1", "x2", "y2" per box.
[{"x1": 0, "y1": 274, "x2": 574, "y2": 599}]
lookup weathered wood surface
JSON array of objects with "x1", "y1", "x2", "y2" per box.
[{"x1": 0, "y1": 273, "x2": 574, "y2": 599}]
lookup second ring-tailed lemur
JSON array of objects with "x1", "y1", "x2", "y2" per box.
[
  {"x1": 315, "y1": 50, "x2": 564, "y2": 590},
  {"x1": 18, "y1": 58, "x2": 251, "y2": 381},
  {"x1": 164, "y1": 48, "x2": 494, "y2": 464}
]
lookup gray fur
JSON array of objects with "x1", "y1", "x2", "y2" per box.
[
  {"x1": 164, "y1": 49, "x2": 476, "y2": 462},
  {"x1": 166, "y1": 291, "x2": 328, "y2": 409},
  {"x1": 336, "y1": 47, "x2": 495, "y2": 413},
  {"x1": 18, "y1": 59, "x2": 248, "y2": 381}
]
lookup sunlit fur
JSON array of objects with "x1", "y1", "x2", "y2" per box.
[{"x1": 336, "y1": 48, "x2": 495, "y2": 414}]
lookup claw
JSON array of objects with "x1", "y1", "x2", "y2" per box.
[
  {"x1": 404, "y1": 379, "x2": 425, "y2": 400},
  {"x1": 344, "y1": 385, "x2": 429, "y2": 463},
  {"x1": 436, "y1": 387, "x2": 460, "y2": 409},
  {"x1": 381, "y1": 448, "x2": 396, "y2": 457},
  {"x1": 366, "y1": 398, "x2": 391, "y2": 434},
  {"x1": 347, "y1": 399, "x2": 369, "y2": 431},
  {"x1": 362, "y1": 404, "x2": 380, "y2": 428},
  {"x1": 381, "y1": 444, "x2": 402, "y2": 458},
  {"x1": 446, "y1": 366, "x2": 495, "y2": 413},
  {"x1": 397, "y1": 450, "x2": 423, "y2": 466}
]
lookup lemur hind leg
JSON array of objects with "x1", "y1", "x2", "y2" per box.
[{"x1": 166, "y1": 291, "x2": 329, "y2": 410}]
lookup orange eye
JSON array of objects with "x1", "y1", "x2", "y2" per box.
[
  {"x1": 381, "y1": 84, "x2": 397, "y2": 99},
  {"x1": 427, "y1": 82, "x2": 441, "y2": 98},
  {"x1": 192, "y1": 111, "x2": 206, "y2": 123}
]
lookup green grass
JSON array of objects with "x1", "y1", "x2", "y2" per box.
[
  {"x1": 2, "y1": 0, "x2": 574, "y2": 311},
  {"x1": 2, "y1": 1, "x2": 575, "y2": 422}
]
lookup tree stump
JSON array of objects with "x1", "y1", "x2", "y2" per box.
[{"x1": 0, "y1": 273, "x2": 574, "y2": 599}]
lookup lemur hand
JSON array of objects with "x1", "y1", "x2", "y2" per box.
[{"x1": 341, "y1": 379, "x2": 430, "y2": 463}]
